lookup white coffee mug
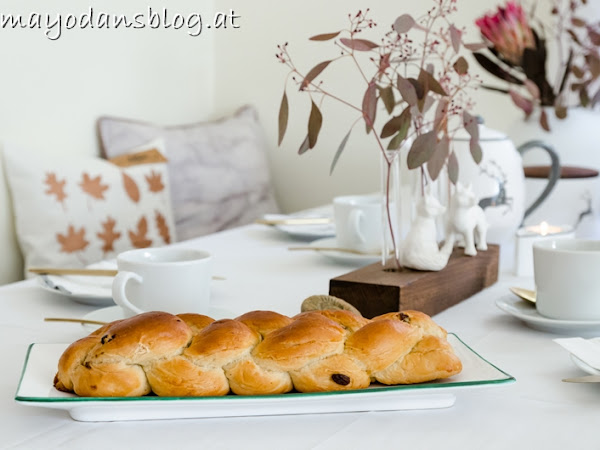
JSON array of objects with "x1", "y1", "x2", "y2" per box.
[
  {"x1": 112, "y1": 247, "x2": 212, "y2": 317},
  {"x1": 333, "y1": 194, "x2": 385, "y2": 253},
  {"x1": 533, "y1": 239, "x2": 600, "y2": 320}
]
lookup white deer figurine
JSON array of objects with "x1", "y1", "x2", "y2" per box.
[
  {"x1": 400, "y1": 188, "x2": 454, "y2": 271},
  {"x1": 447, "y1": 182, "x2": 488, "y2": 257}
]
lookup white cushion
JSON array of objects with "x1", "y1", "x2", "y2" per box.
[
  {"x1": 97, "y1": 105, "x2": 279, "y2": 241},
  {"x1": 3, "y1": 142, "x2": 176, "y2": 276}
]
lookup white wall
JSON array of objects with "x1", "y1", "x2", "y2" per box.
[
  {"x1": 1, "y1": 0, "x2": 599, "y2": 283},
  {"x1": 0, "y1": 0, "x2": 215, "y2": 283},
  {"x1": 214, "y1": 0, "x2": 600, "y2": 213}
]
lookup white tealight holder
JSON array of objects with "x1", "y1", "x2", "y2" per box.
[{"x1": 514, "y1": 221, "x2": 575, "y2": 277}]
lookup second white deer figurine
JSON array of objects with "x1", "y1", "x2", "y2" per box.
[{"x1": 447, "y1": 182, "x2": 488, "y2": 257}]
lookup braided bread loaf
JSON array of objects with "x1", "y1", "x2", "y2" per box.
[{"x1": 54, "y1": 309, "x2": 462, "y2": 397}]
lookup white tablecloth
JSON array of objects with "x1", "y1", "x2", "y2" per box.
[{"x1": 2, "y1": 224, "x2": 599, "y2": 449}]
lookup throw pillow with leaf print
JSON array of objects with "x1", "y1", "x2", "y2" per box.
[{"x1": 4, "y1": 142, "x2": 176, "y2": 277}]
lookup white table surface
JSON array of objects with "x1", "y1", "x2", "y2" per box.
[{"x1": 2, "y1": 223, "x2": 599, "y2": 449}]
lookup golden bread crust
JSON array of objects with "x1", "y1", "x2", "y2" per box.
[{"x1": 54, "y1": 308, "x2": 462, "y2": 397}]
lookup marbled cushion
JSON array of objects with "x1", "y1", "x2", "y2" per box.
[{"x1": 97, "y1": 106, "x2": 279, "y2": 241}]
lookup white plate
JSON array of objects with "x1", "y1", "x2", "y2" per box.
[
  {"x1": 36, "y1": 261, "x2": 116, "y2": 307},
  {"x1": 496, "y1": 296, "x2": 600, "y2": 336},
  {"x1": 309, "y1": 237, "x2": 381, "y2": 266},
  {"x1": 262, "y1": 211, "x2": 335, "y2": 240},
  {"x1": 15, "y1": 334, "x2": 513, "y2": 422},
  {"x1": 570, "y1": 338, "x2": 600, "y2": 375},
  {"x1": 81, "y1": 305, "x2": 237, "y2": 331}
]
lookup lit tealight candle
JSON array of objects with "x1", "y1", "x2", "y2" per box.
[{"x1": 515, "y1": 221, "x2": 575, "y2": 277}]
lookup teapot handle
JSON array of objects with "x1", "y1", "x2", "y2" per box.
[{"x1": 517, "y1": 140, "x2": 561, "y2": 222}]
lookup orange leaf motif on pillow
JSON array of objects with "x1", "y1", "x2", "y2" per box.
[
  {"x1": 79, "y1": 173, "x2": 109, "y2": 200},
  {"x1": 44, "y1": 173, "x2": 67, "y2": 203},
  {"x1": 57, "y1": 225, "x2": 89, "y2": 253},
  {"x1": 128, "y1": 216, "x2": 152, "y2": 248},
  {"x1": 155, "y1": 211, "x2": 171, "y2": 244},
  {"x1": 97, "y1": 216, "x2": 122, "y2": 253},
  {"x1": 122, "y1": 173, "x2": 140, "y2": 203},
  {"x1": 145, "y1": 170, "x2": 165, "y2": 192}
]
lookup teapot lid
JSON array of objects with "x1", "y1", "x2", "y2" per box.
[{"x1": 453, "y1": 116, "x2": 508, "y2": 142}]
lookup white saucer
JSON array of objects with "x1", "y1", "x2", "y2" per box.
[
  {"x1": 496, "y1": 296, "x2": 600, "y2": 336},
  {"x1": 570, "y1": 338, "x2": 600, "y2": 375},
  {"x1": 82, "y1": 305, "x2": 237, "y2": 332},
  {"x1": 309, "y1": 237, "x2": 381, "y2": 265}
]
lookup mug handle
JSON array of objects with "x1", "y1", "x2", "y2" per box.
[
  {"x1": 112, "y1": 271, "x2": 144, "y2": 315},
  {"x1": 348, "y1": 209, "x2": 366, "y2": 244},
  {"x1": 517, "y1": 140, "x2": 561, "y2": 222}
]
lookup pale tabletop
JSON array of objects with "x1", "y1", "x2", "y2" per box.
[{"x1": 1, "y1": 223, "x2": 598, "y2": 449}]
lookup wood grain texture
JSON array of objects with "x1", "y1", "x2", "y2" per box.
[
  {"x1": 523, "y1": 165, "x2": 599, "y2": 179},
  {"x1": 329, "y1": 245, "x2": 499, "y2": 318}
]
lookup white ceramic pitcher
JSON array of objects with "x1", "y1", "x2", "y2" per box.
[{"x1": 452, "y1": 121, "x2": 560, "y2": 244}]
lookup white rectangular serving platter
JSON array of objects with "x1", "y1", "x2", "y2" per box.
[{"x1": 15, "y1": 334, "x2": 514, "y2": 422}]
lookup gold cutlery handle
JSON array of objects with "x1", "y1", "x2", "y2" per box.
[{"x1": 256, "y1": 217, "x2": 332, "y2": 226}]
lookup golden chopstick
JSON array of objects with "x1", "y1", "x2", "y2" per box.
[
  {"x1": 44, "y1": 317, "x2": 108, "y2": 326},
  {"x1": 30, "y1": 267, "x2": 226, "y2": 280},
  {"x1": 30, "y1": 267, "x2": 117, "y2": 276},
  {"x1": 288, "y1": 246, "x2": 380, "y2": 256}
]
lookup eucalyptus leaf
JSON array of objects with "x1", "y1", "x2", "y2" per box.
[
  {"x1": 448, "y1": 151, "x2": 459, "y2": 184},
  {"x1": 301, "y1": 60, "x2": 332, "y2": 90},
  {"x1": 329, "y1": 129, "x2": 353, "y2": 175},
  {"x1": 362, "y1": 81, "x2": 377, "y2": 133},
  {"x1": 387, "y1": 132, "x2": 405, "y2": 151},
  {"x1": 434, "y1": 98, "x2": 449, "y2": 132},
  {"x1": 420, "y1": 69, "x2": 447, "y2": 96},
  {"x1": 554, "y1": 104, "x2": 568, "y2": 119},
  {"x1": 509, "y1": 89, "x2": 534, "y2": 116},
  {"x1": 397, "y1": 75, "x2": 418, "y2": 105},
  {"x1": 298, "y1": 134, "x2": 310, "y2": 155},
  {"x1": 340, "y1": 38, "x2": 379, "y2": 51},
  {"x1": 464, "y1": 42, "x2": 488, "y2": 51},
  {"x1": 539, "y1": 109, "x2": 550, "y2": 131},
  {"x1": 381, "y1": 106, "x2": 411, "y2": 139},
  {"x1": 449, "y1": 25, "x2": 462, "y2": 53},
  {"x1": 407, "y1": 131, "x2": 436, "y2": 169},
  {"x1": 586, "y1": 53, "x2": 600, "y2": 79},
  {"x1": 309, "y1": 31, "x2": 341, "y2": 41},
  {"x1": 428, "y1": 134, "x2": 449, "y2": 181},
  {"x1": 393, "y1": 14, "x2": 415, "y2": 34},
  {"x1": 308, "y1": 101, "x2": 323, "y2": 148},
  {"x1": 589, "y1": 29, "x2": 600, "y2": 46},
  {"x1": 407, "y1": 77, "x2": 424, "y2": 99},
  {"x1": 379, "y1": 85, "x2": 395, "y2": 114},
  {"x1": 278, "y1": 90, "x2": 289, "y2": 146},
  {"x1": 453, "y1": 56, "x2": 469, "y2": 75},
  {"x1": 469, "y1": 140, "x2": 483, "y2": 164},
  {"x1": 463, "y1": 111, "x2": 479, "y2": 140}
]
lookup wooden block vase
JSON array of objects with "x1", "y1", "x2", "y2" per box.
[{"x1": 329, "y1": 244, "x2": 499, "y2": 319}]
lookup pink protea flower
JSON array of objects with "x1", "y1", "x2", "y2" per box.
[{"x1": 475, "y1": 1, "x2": 535, "y2": 65}]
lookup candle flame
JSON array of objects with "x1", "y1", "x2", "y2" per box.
[{"x1": 539, "y1": 221, "x2": 549, "y2": 236}]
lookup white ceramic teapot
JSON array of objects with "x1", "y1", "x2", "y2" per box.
[{"x1": 451, "y1": 121, "x2": 560, "y2": 245}]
